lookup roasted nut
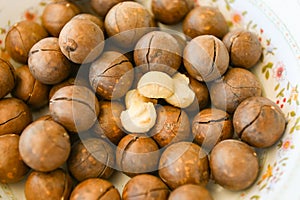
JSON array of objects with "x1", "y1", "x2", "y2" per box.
[
  {"x1": 151, "y1": 0, "x2": 194, "y2": 25},
  {"x1": 210, "y1": 67, "x2": 262, "y2": 113},
  {"x1": 67, "y1": 138, "x2": 115, "y2": 181},
  {"x1": 0, "y1": 134, "x2": 29, "y2": 183},
  {"x1": 223, "y1": 29, "x2": 262, "y2": 69},
  {"x1": 120, "y1": 102, "x2": 156, "y2": 133},
  {"x1": 168, "y1": 184, "x2": 213, "y2": 200},
  {"x1": 5, "y1": 20, "x2": 48, "y2": 63},
  {"x1": 149, "y1": 105, "x2": 191, "y2": 147},
  {"x1": 0, "y1": 58, "x2": 16, "y2": 99},
  {"x1": 12, "y1": 65, "x2": 50, "y2": 108},
  {"x1": 104, "y1": 1, "x2": 156, "y2": 48},
  {"x1": 28, "y1": 37, "x2": 71, "y2": 85},
  {"x1": 183, "y1": 6, "x2": 228, "y2": 39},
  {"x1": 89, "y1": 51, "x2": 134, "y2": 100},
  {"x1": 70, "y1": 178, "x2": 121, "y2": 200},
  {"x1": 93, "y1": 101, "x2": 125, "y2": 145},
  {"x1": 159, "y1": 142, "x2": 209, "y2": 189},
  {"x1": 116, "y1": 134, "x2": 160, "y2": 176},
  {"x1": 183, "y1": 35, "x2": 229, "y2": 82},
  {"x1": 19, "y1": 119, "x2": 71, "y2": 172},
  {"x1": 59, "y1": 18, "x2": 105, "y2": 64},
  {"x1": 210, "y1": 139, "x2": 259, "y2": 191},
  {"x1": 137, "y1": 71, "x2": 174, "y2": 98},
  {"x1": 49, "y1": 85, "x2": 100, "y2": 132},
  {"x1": 122, "y1": 174, "x2": 169, "y2": 200},
  {"x1": 25, "y1": 169, "x2": 73, "y2": 200},
  {"x1": 0, "y1": 98, "x2": 32, "y2": 136},
  {"x1": 134, "y1": 31, "x2": 182, "y2": 75},
  {"x1": 233, "y1": 96, "x2": 286, "y2": 148},
  {"x1": 192, "y1": 108, "x2": 233, "y2": 151},
  {"x1": 42, "y1": 1, "x2": 80, "y2": 36},
  {"x1": 125, "y1": 89, "x2": 157, "y2": 109},
  {"x1": 165, "y1": 73, "x2": 195, "y2": 108}
]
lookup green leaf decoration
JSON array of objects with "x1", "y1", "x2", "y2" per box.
[
  {"x1": 252, "y1": 24, "x2": 257, "y2": 29},
  {"x1": 250, "y1": 195, "x2": 260, "y2": 200},
  {"x1": 262, "y1": 62, "x2": 273, "y2": 73},
  {"x1": 242, "y1": 11, "x2": 248, "y2": 16},
  {"x1": 276, "y1": 88, "x2": 285, "y2": 98},
  {"x1": 290, "y1": 126, "x2": 295, "y2": 134},
  {"x1": 296, "y1": 125, "x2": 300, "y2": 130},
  {"x1": 265, "y1": 70, "x2": 270, "y2": 79},
  {"x1": 290, "y1": 111, "x2": 296, "y2": 117},
  {"x1": 287, "y1": 82, "x2": 290, "y2": 90},
  {"x1": 229, "y1": 0, "x2": 235, "y2": 3},
  {"x1": 274, "y1": 83, "x2": 280, "y2": 91}
]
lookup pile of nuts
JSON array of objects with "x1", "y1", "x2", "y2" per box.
[{"x1": 0, "y1": 0, "x2": 287, "y2": 199}]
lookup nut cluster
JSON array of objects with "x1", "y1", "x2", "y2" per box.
[{"x1": 0, "y1": 0, "x2": 287, "y2": 199}]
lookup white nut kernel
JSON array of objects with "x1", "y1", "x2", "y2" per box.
[
  {"x1": 165, "y1": 73, "x2": 196, "y2": 108},
  {"x1": 120, "y1": 102, "x2": 157, "y2": 133},
  {"x1": 137, "y1": 71, "x2": 174, "y2": 98},
  {"x1": 125, "y1": 89, "x2": 157, "y2": 109}
]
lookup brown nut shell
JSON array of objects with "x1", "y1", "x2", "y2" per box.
[
  {"x1": 210, "y1": 67, "x2": 262, "y2": 113},
  {"x1": 183, "y1": 6, "x2": 228, "y2": 39},
  {"x1": 5, "y1": 20, "x2": 48, "y2": 63},
  {"x1": 67, "y1": 138, "x2": 115, "y2": 181},
  {"x1": 0, "y1": 58, "x2": 16, "y2": 99},
  {"x1": 210, "y1": 139, "x2": 259, "y2": 191},
  {"x1": 19, "y1": 119, "x2": 71, "y2": 172},
  {"x1": 183, "y1": 35, "x2": 229, "y2": 82},
  {"x1": 223, "y1": 29, "x2": 262, "y2": 69},
  {"x1": 49, "y1": 85, "x2": 100, "y2": 133},
  {"x1": 73, "y1": 13, "x2": 105, "y2": 32},
  {"x1": 122, "y1": 174, "x2": 169, "y2": 200},
  {"x1": 90, "y1": 0, "x2": 127, "y2": 17},
  {"x1": 25, "y1": 169, "x2": 73, "y2": 200},
  {"x1": 28, "y1": 37, "x2": 71, "y2": 85},
  {"x1": 0, "y1": 134, "x2": 29, "y2": 183},
  {"x1": 168, "y1": 184, "x2": 213, "y2": 200},
  {"x1": 116, "y1": 134, "x2": 160, "y2": 176},
  {"x1": 12, "y1": 65, "x2": 50, "y2": 108},
  {"x1": 89, "y1": 51, "x2": 134, "y2": 100},
  {"x1": 233, "y1": 96, "x2": 286, "y2": 148},
  {"x1": 93, "y1": 101, "x2": 125, "y2": 145},
  {"x1": 149, "y1": 105, "x2": 190, "y2": 147},
  {"x1": 158, "y1": 142, "x2": 209, "y2": 190},
  {"x1": 192, "y1": 108, "x2": 233, "y2": 151},
  {"x1": 0, "y1": 98, "x2": 32, "y2": 136},
  {"x1": 104, "y1": 1, "x2": 156, "y2": 48},
  {"x1": 59, "y1": 18, "x2": 105, "y2": 64},
  {"x1": 151, "y1": 0, "x2": 194, "y2": 25},
  {"x1": 70, "y1": 178, "x2": 121, "y2": 200},
  {"x1": 42, "y1": 1, "x2": 80, "y2": 36}
]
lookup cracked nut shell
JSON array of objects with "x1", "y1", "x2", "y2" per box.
[
  {"x1": 25, "y1": 168, "x2": 72, "y2": 200},
  {"x1": 122, "y1": 174, "x2": 169, "y2": 200},
  {"x1": 183, "y1": 35, "x2": 229, "y2": 82},
  {"x1": 70, "y1": 178, "x2": 121, "y2": 200},
  {"x1": 49, "y1": 85, "x2": 100, "y2": 132},
  {"x1": 73, "y1": 13, "x2": 105, "y2": 32},
  {"x1": 59, "y1": 18, "x2": 105, "y2": 64},
  {"x1": 28, "y1": 37, "x2": 71, "y2": 85},
  {"x1": 210, "y1": 67, "x2": 262, "y2": 113},
  {"x1": 89, "y1": 51, "x2": 134, "y2": 100},
  {"x1": 210, "y1": 139, "x2": 259, "y2": 191},
  {"x1": 116, "y1": 134, "x2": 160, "y2": 177},
  {"x1": 67, "y1": 138, "x2": 115, "y2": 181},
  {"x1": 12, "y1": 65, "x2": 50, "y2": 108},
  {"x1": 151, "y1": 0, "x2": 194, "y2": 25},
  {"x1": 5, "y1": 20, "x2": 48, "y2": 63},
  {"x1": 0, "y1": 58, "x2": 16, "y2": 99},
  {"x1": 233, "y1": 96, "x2": 286, "y2": 148},
  {"x1": 168, "y1": 184, "x2": 213, "y2": 200},
  {"x1": 19, "y1": 119, "x2": 71, "y2": 172},
  {"x1": 158, "y1": 142, "x2": 210, "y2": 190},
  {"x1": 192, "y1": 108, "x2": 233, "y2": 150},
  {"x1": 104, "y1": 1, "x2": 156, "y2": 48},
  {"x1": 42, "y1": 1, "x2": 80, "y2": 37},
  {"x1": 93, "y1": 101, "x2": 125, "y2": 145},
  {"x1": 90, "y1": 0, "x2": 127, "y2": 17},
  {"x1": 149, "y1": 105, "x2": 191, "y2": 147},
  {"x1": 134, "y1": 31, "x2": 182, "y2": 75},
  {"x1": 0, "y1": 134, "x2": 29, "y2": 184},
  {"x1": 223, "y1": 29, "x2": 262, "y2": 69},
  {"x1": 183, "y1": 6, "x2": 228, "y2": 39},
  {"x1": 0, "y1": 98, "x2": 32, "y2": 136}
]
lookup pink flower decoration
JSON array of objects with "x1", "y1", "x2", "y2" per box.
[{"x1": 272, "y1": 61, "x2": 286, "y2": 81}]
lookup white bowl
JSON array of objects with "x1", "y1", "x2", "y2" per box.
[{"x1": 0, "y1": 0, "x2": 300, "y2": 199}]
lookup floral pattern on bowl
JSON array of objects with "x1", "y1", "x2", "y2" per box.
[{"x1": 0, "y1": 0, "x2": 300, "y2": 199}]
